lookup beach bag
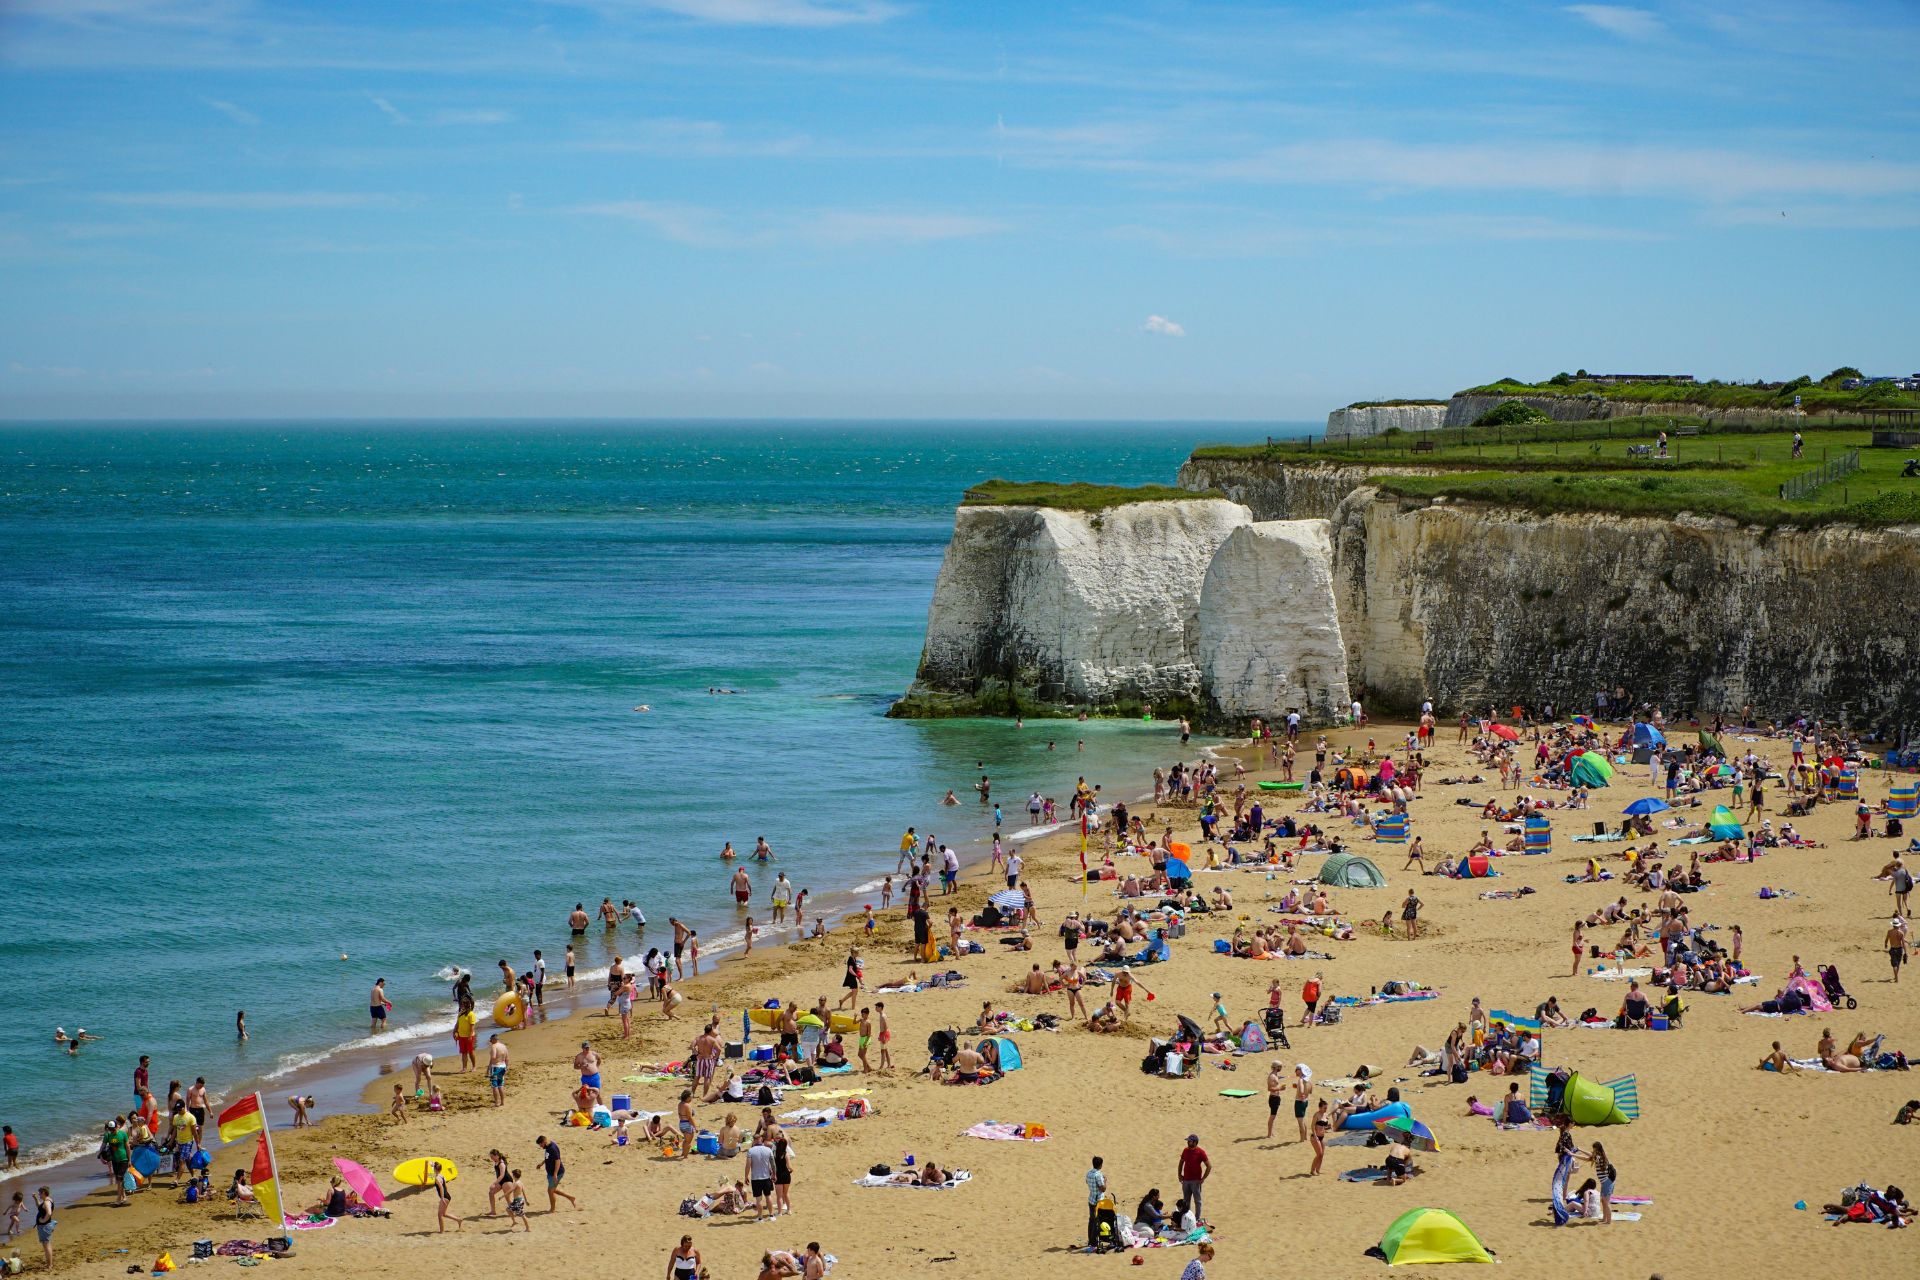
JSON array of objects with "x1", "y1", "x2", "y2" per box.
[
  {"x1": 841, "y1": 1098, "x2": 869, "y2": 1118},
  {"x1": 868, "y1": 1164, "x2": 891, "y2": 1177},
  {"x1": 1450, "y1": 1062, "x2": 1468, "y2": 1084},
  {"x1": 754, "y1": 1085, "x2": 777, "y2": 1107}
]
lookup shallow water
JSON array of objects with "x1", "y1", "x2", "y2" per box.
[{"x1": 0, "y1": 418, "x2": 1303, "y2": 1172}]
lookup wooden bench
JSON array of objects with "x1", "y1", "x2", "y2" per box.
[
  {"x1": 1674, "y1": 424, "x2": 1701, "y2": 437},
  {"x1": 1410, "y1": 439, "x2": 1435, "y2": 453}
]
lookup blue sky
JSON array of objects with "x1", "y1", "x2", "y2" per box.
[{"x1": 2, "y1": 1, "x2": 1916, "y2": 421}]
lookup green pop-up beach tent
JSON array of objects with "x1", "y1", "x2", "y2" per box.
[
  {"x1": 1569, "y1": 753, "x2": 1613, "y2": 788},
  {"x1": 1376, "y1": 1207, "x2": 1494, "y2": 1265},
  {"x1": 1319, "y1": 853, "x2": 1387, "y2": 888}
]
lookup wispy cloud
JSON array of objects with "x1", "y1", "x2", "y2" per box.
[
  {"x1": 366, "y1": 96, "x2": 511, "y2": 127},
  {"x1": 368, "y1": 94, "x2": 411, "y2": 126},
  {"x1": 93, "y1": 190, "x2": 405, "y2": 210},
  {"x1": 1141, "y1": 314, "x2": 1186, "y2": 338},
  {"x1": 201, "y1": 96, "x2": 258, "y2": 126},
  {"x1": 431, "y1": 108, "x2": 512, "y2": 126},
  {"x1": 571, "y1": 118, "x2": 809, "y2": 158},
  {"x1": 572, "y1": 201, "x2": 1004, "y2": 247},
  {"x1": 609, "y1": 0, "x2": 902, "y2": 27},
  {"x1": 1564, "y1": 5, "x2": 1665, "y2": 40},
  {"x1": 1197, "y1": 139, "x2": 1920, "y2": 201}
]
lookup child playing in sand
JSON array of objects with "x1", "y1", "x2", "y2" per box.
[
  {"x1": 3, "y1": 1191, "x2": 22, "y2": 1244},
  {"x1": 390, "y1": 1083, "x2": 409, "y2": 1123}
]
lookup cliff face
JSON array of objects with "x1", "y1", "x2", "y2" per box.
[
  {"x1": 1325, "y1": 404, "x2": 1447, "y2": 442},
  {"x1": 891, "y1": 499, "x2": 1253, "y2": 717},
  {"x1": 1176, "y1": 456, "x2": 1920, "y2": 729},
  {"x1": 1197, "y1": 521, "x2": 1351, "y2": 723},
  {"x1": 1443, "y1": 394, "x2": 1827, "y2": 429}
]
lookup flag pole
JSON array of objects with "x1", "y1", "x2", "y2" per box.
[{"x1": 255, "y1": 1092, "x2": 285, "y2": 1232}]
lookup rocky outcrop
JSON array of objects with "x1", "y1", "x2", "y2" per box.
[
  {"x1": 1443, "y1": 394, "x2": 1823, "y2": 429},
  {"x1": 1325, "y1": 404, "x2": 1447, "y2": 442},
  {"x1": 891, "y1": 499, "x2": 1254, "y2": 718},
  {"x1": 1197, "y1": 521, "x2": 1350, "y2": 723},
  {"x1": 1176, "y1": 455, "x2": 1920, "y2": 730},
  {"x1": 1177, "y1": 457, "x2": 1439, "y2": 521}
]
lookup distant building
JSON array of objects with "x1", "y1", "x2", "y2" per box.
[{"x1": 1587, "y1": 373, "x2": 1695, "y2": 385}]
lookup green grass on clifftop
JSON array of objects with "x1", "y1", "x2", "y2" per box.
[
  {"x1": 1189, "y1": 425, "x2": 1920, "y2": 528},
  {"x1": 1459, "y1": 376, "x2": 1920, "y2": 413},
  {"x1": 963, "y1": 479, "x2": 1221, "y2": 511}
]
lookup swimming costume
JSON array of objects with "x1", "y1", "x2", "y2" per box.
[
  {"x1": 581, "y1": 1072, "x2": 601, "y2": 1089},
  {"x1": 489, "y1": 1066, "x2": 507, "y2": 1087}
]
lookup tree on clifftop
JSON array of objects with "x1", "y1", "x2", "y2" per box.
[{"x1": 1823, "y1": 366, "x2": 1863, "y2": 383}]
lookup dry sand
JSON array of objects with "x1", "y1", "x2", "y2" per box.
[{"x1": 29, "y1": 722, "x2": 1920, "y2": 1279}]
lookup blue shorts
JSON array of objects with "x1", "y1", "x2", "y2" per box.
[
  {"x1": 489, "y1": 1066, "x2": 506, "y2": 1087},
  {"x1": 581, "y1": 1073, "x2": 601, "y2": 1090}
]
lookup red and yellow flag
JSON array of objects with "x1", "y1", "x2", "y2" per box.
[
  {"x1": 249, "y1": 1134, "x2": 283, "y2": 1226},
  {"x1": 216, "y1": 1094, "x2": 264, "y2": 1143}
]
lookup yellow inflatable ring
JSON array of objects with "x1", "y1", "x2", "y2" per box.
[{"x1": 493, "y1": 991, "x2": 524, "y2": 1029}]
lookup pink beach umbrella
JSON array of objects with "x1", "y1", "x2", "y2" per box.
[{"x1": 332, "y1": 1157, "x2": 385, "y2": 1210}]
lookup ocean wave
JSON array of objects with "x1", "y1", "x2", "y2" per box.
[
  {"x1": 1008, "y1": 823, "x2": 1064, "y2": 841},
  {"x1": 8, "y1": 1130, "x2": 107, "y2": 1181}
]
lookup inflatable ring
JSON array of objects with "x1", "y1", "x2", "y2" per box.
[{"x1": 493, "y1": 991, "x2": 524, "y2": 1029}]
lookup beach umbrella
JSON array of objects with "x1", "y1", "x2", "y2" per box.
[
  {"x1": 1822, "y1": 756, "x2": 1845, "y2": 768},
  {"x1": 987, "y1": 888, "x2": 1026, "y2": 911},
  {"x1": 331, "y1": 1157, "x2": 384, "y2": 1210},
  {"x1": 1490, "y1": 724, "x2": 1519, "y2": 742},
  {"x1": 1622, "y1": 797, "x2": 1669, "y2": 817},
  {"x1": 1176, "y1": 1014, "x2": 1205, "y2": 1042},
  {"x1": 1372, "y1": 1115, "x2": 1439, "y2": 1152}
]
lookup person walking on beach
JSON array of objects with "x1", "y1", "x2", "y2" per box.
[
  {"x1": 503, "y1": 1169, "x2": 529, "y2": 1233},
  {"x1": 1176, "y1": 1134, "x2": 1211, "y2": 1225},
  {"x1": 432, "y1": 1160, "x2": 463, "y2": 1232},
  {"x1": 745, "y1": 1136, "x2": 776, "y2": 1221},
  {"x1": 488, "y1": 1034, "x2": 509, "y2": 1105},
  {"x1": 454, "y1": 1003, "x2": 478, "y2": 1072},
  {"x1": 839, "y1": 948, "x2": 863, "y2": 1009},
  {"x1": 771, "y1": 872, "x2": 792, "y2": 924},
  {"x1": 1891, "y1": 858, "x2": 1914, "y2": 918},
  {"x1": 731, "y1": 866, "x2": 753, "y2": 907},
  {"x1": 530, "y1": 949, "x2": 546, "y2": 1006},
  {"x1": 32, "y1": 1187, "x2": 53, "y2": 1270},
  {"x1": 1005, "y1": 850, "x2": 1023, "y2": 891},
  {"x1": 369, "y1": 979, "x2": 389, "y2": 1035},
  {"x1": 536, "y1": 1136, "x2": 578, "y2": 1212},
  {"x1": 1888, "y1": 918, "x2": 1911, "y2": 984}
]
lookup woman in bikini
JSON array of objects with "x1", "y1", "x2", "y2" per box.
[{"x1": 1308, "y1": 1099, "x2": 1329, "y2": 1175}]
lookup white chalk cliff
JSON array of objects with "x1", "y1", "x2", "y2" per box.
[
  {"x1": 893, "y1": 499, "x2": 1354, "y2": 724},
  {"x1": 1197, "y1": 521, "x2": 1351, "y2": 724},
  {"x1": 1325, "y1": 404, "x2": 1447, "y2": 442}
]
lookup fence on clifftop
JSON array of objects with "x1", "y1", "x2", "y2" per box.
[{"x1": 1780, "y1": 449, "x2": 1860, "y2": 501}]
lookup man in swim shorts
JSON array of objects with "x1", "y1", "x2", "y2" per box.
[
  {"x1": 368, "y1": 979, "x2": 389, "y2": 1035},
  {"x1": 487, "y1": 1035, "x2": 509, "y2": 1106},
  {"x1": 573, "y1": 1042, "x2": 602, "y2": 1095},
  {"x1": 731, "y1": 866, "x2": 752, "y2": 906}
]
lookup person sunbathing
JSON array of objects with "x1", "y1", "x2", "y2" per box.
[
  {"x1": 1818, "y1": 1029, "x2": 1863, "y2": 1072},
  {"x1": 707, "y1": 1180, "x2": 751, "y2": 1214}
]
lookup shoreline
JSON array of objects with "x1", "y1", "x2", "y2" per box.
[
  {"x1": 27, "y1": 718, "x2": 1916, "y2": 1280},
  {"x1": 2, "y1": 727, "x2": 1200, "y2": 1212}
]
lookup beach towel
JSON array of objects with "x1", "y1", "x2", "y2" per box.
[
  {"x1": 622, "y1": 1073, "x2": 682, "y2": 1085},
  {"x1": 1339, "y1": 1167, "x2": 1393, "y2": 1182},
  {"x1": 1610, "y1": 1196, "x2": 1653, "y2": 1205},
  {"x1": 778, "y1": 1109, "x2": 838, "y2": 1127},
  {"x1": 1573, "y1": 833, "x2": 1625, "y2": 843},
  {"x1": 1587, "y1": 968, "x2": 1653, "y2": 981},
  {"x1": 1667, "y1": 836, "x2": 1711, "y2": 846},
  {"x1": 961, "y1": 1122, "x2": 1047, "y2": 1142},
  {"x1": 803, "y1": 1088, "x2": 870, "y2": 1100},
  {"x1": 855, "y1": 1169, "x2": 972, "y2": 1189}
]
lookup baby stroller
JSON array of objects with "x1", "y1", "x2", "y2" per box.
[
  {"x1": 1820, "y1": 964, "x2": 1858, "y2": 1010},
  {"x1": 1263, "y1": 1005, "x2": 1292, "y2": 1050}
]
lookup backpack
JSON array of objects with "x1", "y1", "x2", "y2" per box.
[{"x1": 754, "y1": 1085, "x2": 776, "y2": 1107}]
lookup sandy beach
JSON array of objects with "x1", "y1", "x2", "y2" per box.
[{"x1": 22, "y1": 720, "x2": 1919, "y2": 1279}]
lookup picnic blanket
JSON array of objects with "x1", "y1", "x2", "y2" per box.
[
  {"x1": 779, "y1": 1108, "x2": 839, "y2": 1127},
  {"x1": 1587, "y1": 967, "x2": 1653, "y2": 981},
  {"x1": 961, "y1": 1121, "x2": 1047, "y2": 1142},
  {"x1": 855, "y1": 1169, "x2": 972, "y2": 1189}
]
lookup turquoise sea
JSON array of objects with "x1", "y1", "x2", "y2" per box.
[{"x1": 0, "y1": 420, "x2": 1300, "y2": 1178}]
